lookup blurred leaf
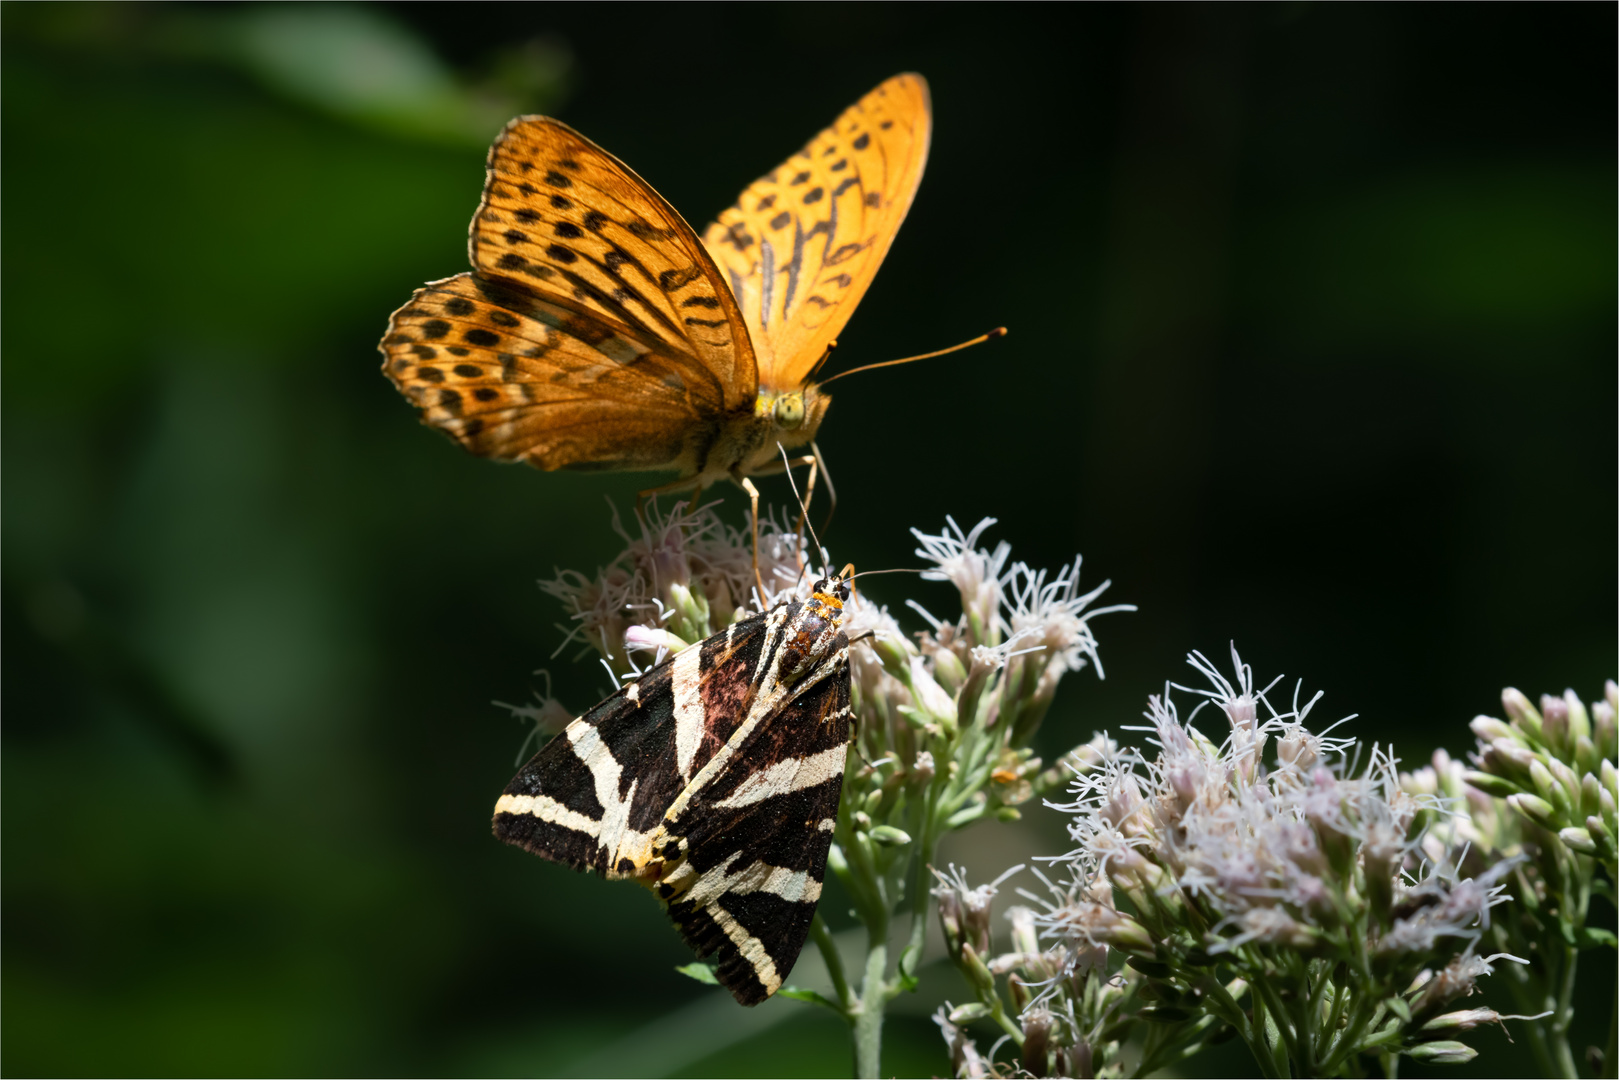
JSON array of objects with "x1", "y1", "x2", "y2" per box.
[{"x1": 675, "y1": 961, "x2": 721, "y2": 986}]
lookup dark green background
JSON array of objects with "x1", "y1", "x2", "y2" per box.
[{"x1": 4, "y1": 3, "x2": 1613, "y2": 1076}]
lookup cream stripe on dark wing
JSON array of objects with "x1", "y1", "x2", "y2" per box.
[{"x1": 657, "y1": 666, "x2": 851, "y2": 1005}]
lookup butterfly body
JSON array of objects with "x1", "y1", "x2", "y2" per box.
[
  {"x1": 380, "y1": 75, "x2": 929, "y2": 492},
  {"x1": 493, "y1": 576, "x2": 853, "y2": 1005}
]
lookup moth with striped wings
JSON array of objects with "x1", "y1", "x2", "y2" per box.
[
  {"x1": 492, "y1": 573, "x2": 854, "y2": 1004},
  {"x1": 379, "y1": 74, "x2": 932, "y2": 505}
]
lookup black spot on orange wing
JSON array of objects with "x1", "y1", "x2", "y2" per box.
[
  {"x1": 464, "y1": 329, "x2": 500, "y2": 347},
  {"x1": 802, "y1": 187, "x2": 824, "y2": 204},
  {"x1": 412, "y1": 344, "x2": 437, "y2": 360},
  {"x1": 830, "y1": 159, "x2": 848, "y2": 172},
  {"x1": 582, "y1": 210, "x2": 608, "y2": 232},
  {"x1": 769, "y1": 212, "x2": 791, "y2": 230},
  {"x1": 505, "y1": 230, "x2": 530, "y2": 244},
  {"x1": 514, "y1": 208, "x2": 540, "y2": 223},
  {"x1": 544, "y1": 170, "x2": 572, "y2": 188},
  {"x1": 416, "y1": 366, "x2": 444, "y2": 382},
  {"x1": 756, "y1": 194, "x2": 777, "y2": 211},
  {"x1": 445, "y1": 296, "x2": 475, "y2": 316},
  {"x1": 499, "y1": 253, "x2": 528, "y2": 270},
  {"x1": 489, "y1": 310, "x2": 520, "y2": 327},
  {"x1": 518, "y1": 182, "x2": 539, "y2": 197},
  {"x1": 553, "y1": 222, "x2": 583, "y2": 239},
  {"x1": 421, "y1": 319, "x2": 451, "y2": 339},
  {"x1": 681, "y1": 296, "x2": 720, "y2": 308},
  {"x1": 454, "y1": 364, "x2": 482, "y2": 377},
  {"x1": 853, "y1": 133, "x2": 870, "y2": 150},
  {"x1": 546, "y1": 244, "x2": 578, "y2": 264},
  {"x1": 447, "y1": 346, "x2": 470, "y2": 357},
  {"x1": 438, "y1": 389, "x2": 463, "y2": 414},
  {"x1": 789, "y1": 171, "x2": 811, "y2": 185},
  {"x1": 832, "y1": 178, "x2": 857, "y2": 197},
  {"x1": 550, "y1": 195, "x2": 573, "y2": 210}
]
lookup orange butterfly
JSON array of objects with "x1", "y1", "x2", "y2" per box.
[{"x1": 379, "y1": 74, "x2": 933, "y2": 508}]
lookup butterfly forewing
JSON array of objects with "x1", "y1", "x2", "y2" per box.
[
  {"x1": 472, "y1": 117, "x2": 757, "y2": 409},
  {"x1": 701, "y1": 73, "x2": 931, "y2": 390}
]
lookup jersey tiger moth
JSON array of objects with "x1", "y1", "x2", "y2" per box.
[{"x1": 492, "y1": 573, "x2": 853, "y2": 1005}]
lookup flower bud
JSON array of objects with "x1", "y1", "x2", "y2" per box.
[
  {"x1": 1021, "y1": 1007, "x2": 1053, "y2": 1078},
  {"x1": 948, "y1": 1001, "x2": 989, "y2": 1024},
  {"x1": 1462, "y1": 770, "x2": 1520, "y2": 798},
  {"x1": 913, "y1": 750, "x2": 936, "y2": 785},
  {"x1": 1405, "y1": 1040, "x2": 1478, "y2": 1065},
  {"x1": 1098, "y1": 912, "x2": 1156, "y2": 957},
  {"x1": 869, "y1": 825, "x2": 912, "y2": 847},
  {"x1": 1558, "y1": 827, "x2": 1597, "y2": 855},
  {"x1": 1508, "y1": 792, "x2": 1558, "y2": 829},
  {"x1": 1470, "y1": 715, "x2": 1518, "y2": 745},
  {"x1": 1603, "y1": 759, "x2": 1618, "y2": 800},
  {"x1": 1582, "y1": 773, "x2": 1603, "y2": 818},
  {"x1": 1006, "y1": 905, "x2": 1040, "y2": 958},
  {"x1": 1565, "y1": 689, "x2": 1592, "y2": 746},
  {"x1": 1421, "y1": 1007, "x2": 1503, "y2": 1033},
  {"x1": 909, "y1": 655, "x2": 959, "y2": 728},
  {"x1": 937, "y1": 890, "x2": 964, "y2": 958},
  {"x1": 1593, "y1": 695, "x2": 1616, "y2": 759},
  {"x1": 932, "y1": 647, "x2": 967, "y2": 694},
  {"x1": 1541, "y1": 693, "x2": 1571, "y2": 752},
  {"x1": 1575, "y1": 736, "x2": 1599, "y2": 777},
  {"x1": 1502, "y1": 687, "x2": 1544, "y2": 742},
  {"x1": 872, "y1": 634, "x2": 911, "y2": 680},
  {"x1": 960, "y1": 941, "x2": 996, "y2": 993}
]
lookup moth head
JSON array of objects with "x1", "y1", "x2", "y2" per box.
[{"x1": 811, "y1": 576, "x2": 851, "y2": 607}]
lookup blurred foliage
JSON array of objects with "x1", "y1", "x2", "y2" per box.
[{"x1": 2, "y1": 3, "x2": 1612, "y2": 1077}]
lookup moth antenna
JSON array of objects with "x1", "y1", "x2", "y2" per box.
[
  {"x1": 804, "y1": 338, "x2": 839, "y2": 383},
  {"x1": 815, "y1": 327, "x2": 1008, "y2": 388}
]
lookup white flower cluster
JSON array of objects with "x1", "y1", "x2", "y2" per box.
[{"x1": 933, "y1": 647, "x2": 1529, "y2": 1078}]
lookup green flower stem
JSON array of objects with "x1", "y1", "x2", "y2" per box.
[
  {"x1": 811, "y1": 915, "x2": 856, "y2": 1017},
  {"x1": 853, "y1": 929, "x2": 889, "y2": 1079}
]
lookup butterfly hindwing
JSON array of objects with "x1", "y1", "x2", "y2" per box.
[
  {"x1": 701, "y1": 73, "x2": 931, "y2": 391},
  {"x1": 383, "y1": 273, "x2": 712, "y2": 470}
]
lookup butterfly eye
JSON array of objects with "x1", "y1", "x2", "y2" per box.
[{"x1": 773, "y1": 394, "x2": 806, "y2": 429}]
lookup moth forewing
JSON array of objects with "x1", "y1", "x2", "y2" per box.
[{"x1": 491, "y1": 577, "x2": 855, "y2": 1006}]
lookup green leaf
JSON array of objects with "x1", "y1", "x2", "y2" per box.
[
  {"x1": 675, "y1": 962, "x2": 719, "y2": 986},
  {"x1": 1387, "y1": 996, "x2": 1413, "y2": 1024},
  {"x1": 1576, "y1": 927, "x2": 1617, "y2": 950},
  {"x1": 778, "y1": 986, "x2": 845, "y2": 1013}
]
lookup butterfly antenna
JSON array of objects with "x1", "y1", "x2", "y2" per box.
[
  {"x1": 815, "y1": 327, "x2": 1008, "y2": 388},
  {"x1": 805, "y1": 338, "x2": 839, "y2": 383}
]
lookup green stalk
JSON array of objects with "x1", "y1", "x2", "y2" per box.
[
  {"x1": 811, "y1": 914, "x2": 856, "y2": 1017},
  {"x1": 853, "y1": 929, "x2": 889, "y2": 1079}
]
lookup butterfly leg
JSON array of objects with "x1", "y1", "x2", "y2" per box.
[
  {"x1": 791, "y1": 455, "x2": 820, "y2": 568},
  {"x1": 811, "y1": 441, "x2": 838, "y2": 536},
  {"x1": 742, "y1": 475, "x2": 769, "y2": 608},
  {"x1": 636, "y1": 477, "x2": 702, "y2": 520}
]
